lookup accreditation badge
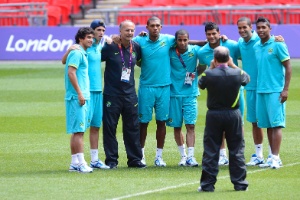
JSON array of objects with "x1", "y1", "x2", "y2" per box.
[
  {"x1": 121, "y1": 67, "x2": 131, "y2": 83},
  {"x1": 184, "y1": 72, "x2": 195, "y2": 86}
]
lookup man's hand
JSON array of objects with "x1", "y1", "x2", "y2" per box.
[
  {"x1": 78, "y1": 94, "x2": 85, "y2": 106},
  {"x1": 275, "y1": 35, "x2": 285, "y2": 42},
  {"x1": 228, "y1": 57, "x2": 238, "y2": 68},
  {"x1": 220, "y1": 34, "x2": 228, "y2": 42},
  {"x1": 280, "y1": 89, "x2": 288, "y2": 103},
  {"x1": 111, "y1": 34, "x2": 121, "y2": 44},
  {"x1": 68, "y1": 44, "x2": 80, "y2": 52},
  {"x1": 105, "y1": 36, "x2": 113, "y2": 44},
  {"x1": 209, "y1": 60, "x2": 217, "y2": 69},
  {"x1": 138, "y1": 31, "x2": 147, "y2": 36}
]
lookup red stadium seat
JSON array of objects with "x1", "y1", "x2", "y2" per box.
[
  {"x1": 47, "y1": 5, "x2": 62, "y2": 26},
  {"x1": 125, "y1": 0, "x2": 152, "y2": 7},
  {"x1": 50, "y1": 0, "x2": 73, "y2": 23},
  {"x1": 151, "y1": 0, "x2": 175, "y2": 6}
]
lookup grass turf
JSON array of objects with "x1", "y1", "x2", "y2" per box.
[{"x1": 0, "y1": 60, "x2": 300, "y2": 199}]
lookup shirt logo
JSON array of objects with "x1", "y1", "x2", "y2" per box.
[
  {"x1": 268, "y1": 48, "x2": 273, "y2": 53},
  {"x1": 114, "y1": 52, "x2": 119, "y2": 55},
  {"x1": 160, "y1": 41, "x2": 166, "y2": 47},
  {"x1": 132, "y1": 52, "x2": 136, "y2": 59},
  {"x1": 106, "y1": 101, "x2": 111, "y2": 107},
  {"x1": 188, "y1": 52, "x2": 194, "y2": 57}
]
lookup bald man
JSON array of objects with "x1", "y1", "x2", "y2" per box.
[{"x1": 198, "y1": 46, "x2": 249, "y2": 192}]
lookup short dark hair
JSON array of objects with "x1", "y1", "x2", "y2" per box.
[
  {"x1": 214, "y1": 46, "x2": 230, "y2": 63},
  {"x1": 147, "y1": 16, "x2": 161, "y2": 25},
  {"x1": 75, "y1": 27, "x2": 94, "y2": 44},
  {"x1": 175, "y1": 29, "x2": 189, "y2": 40},
  {"x1": 204, "y1": 22, "x2": 219, "y2": 32},
  {"x1": 237, "y1": 17, "x2": 251, "y2": 26},
  {"x1": 256, "y1": 17, "x2": 270, "y2": 28}
]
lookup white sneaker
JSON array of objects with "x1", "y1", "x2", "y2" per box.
[
  {"x1": 178, "y1": 156, "x2": 187, "y2": 166},
  {"x1": 270, "y1": 156, "x2": 283, "y2": 169},
  {"x1": 186, "y1": 156, "x2": 199, "y2": 167},
  {"x1": 246, "y1": 154, "x2": 264, "y2": 166},
  {"x1": 141, "y1": 157, "x2": 146, "y2": 165},
  {"x1": 90, "y1": 160, "x2": 110, "y2": 169},
  {"x1": 259, "y1": 155, "x2": 272, "y2": 168},
  {"x1": 78, "y1": 163, "x2": 93, "y2": 173},
  {"x1": 218, "y1": 154, "x2": 229, "y2": 166},
  {"x1": 69, "y1": 163, "x2": 79, "y2": 172},
  {"x1": 154, "y1": 157, "x2": 166, "y2": 167}
]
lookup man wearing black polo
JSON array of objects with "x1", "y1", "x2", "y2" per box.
[
  {"x1": 101, "y1": 20, "x2": 145, "y2": 169},
  {"x1": 198, "y1": 46, "x2": 249, "y2": 192}
]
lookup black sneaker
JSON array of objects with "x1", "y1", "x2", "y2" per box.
[
  {"x1": 107, "y1": 163, "x2": 118, "y2": 169},
  {"x1": 128, "y1": 162, "x2": 147, "y2": 168}
]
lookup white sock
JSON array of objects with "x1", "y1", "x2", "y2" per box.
[
  {"x1": 77, "y1": 153, "x2": 86, "y2": 165},
  {"x1": 90, "y1": 149, "x2": 98, "y2": 162},
  {"x1": 255, "y1": 144, "x2": 263, "y2": 158},
  {"x1": 268, "y1": 145, "x2": 272, "y2": 157},
  {"x1": 71, "y1": 154, "x2": 79, "y2": 165},
  {"x1": 220, "y1": 148, "x2": 226, "y2": 156},
  {"x1": 142, "y1": 148, "x2": 145, "y2": 158},
  {"x1": 178, "y1": 145, "x2": 187, "y2": 157},
  {"x1": 187, "y1": 147, "x2": 194, "y2": 158},
  {"x1": 156, "y1": 148, "x2": 163, "y2": 158},
  {"x1": 272, "y1": 154, "x2": 279, "y2": 160}
]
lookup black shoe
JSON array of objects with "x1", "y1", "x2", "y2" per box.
[
  {"x1": 128, "y1": 162, "x2": 147, "y2": 168},
  {"x1": 107, "y1": 163, "x2": 118, "y2": 169}
]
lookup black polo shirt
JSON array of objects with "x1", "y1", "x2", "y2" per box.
[
  {"x1": 198, "y1": 65, "x2": 250, "y2": 110},
  {"x1": 101, "y1": 41, "x2": 141, "y2": 96}
]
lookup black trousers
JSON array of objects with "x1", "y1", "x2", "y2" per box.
[
  {"x1": 200, "y1": 109, "x2": 248, "y2": 191},
  {"x1": 102, "y1": 94, "x2": 143, "y2": 166}
]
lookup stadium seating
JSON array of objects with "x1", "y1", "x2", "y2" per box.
[{"x1": 47, "y1": 5, "x2": 62, "y2": 26}]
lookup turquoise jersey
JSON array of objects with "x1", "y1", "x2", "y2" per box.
[
  {"x1": 86, "y1": 38, "x2": 102, "y2": 91},
  {"x1": 170, "y1": 45, "x2": 201, "y2": 97},
  {"x1": 198, "y1": 39, "x2": 240, "y2": 66},
  {"x1": 253, "y1": 36, "x2": 290, "y2": 93},
  {"x1": 65, "y1": 46, "x2": 90, "y2": 100},
  {"x1": 133, "y1": 34, "x2": 175, "y2": 86},
  {"x1": 238, "y1": 31, "x2": 260, "y2": 90}
]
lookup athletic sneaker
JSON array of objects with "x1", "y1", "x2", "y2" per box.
[
  {"x1": 259, "y1": 155, "x2": 272, "y2": 168},
  {"x1": 69, "y1": 163, "x2": 79, "y2": 172},
  {"x1": 246, "y1": 154, "x2": 264, "y2": 166},
  {"x1": 178, "y1": 156, "x2": 187, "y2": 166},
  {"x1": 141, "y1": 157, "x2": 146, "y2": 165},
  {"x1": 90, "y1": 160, "x2": 110, "y2": 169},
  {"x1": 78, "y1": 164, "x2": 93, "y2": 173},
  {"x1": 186, "y1": 156, "x2": 199, "y2": 167},
  {"x1": 154, "y1": 157, "x2": 166, "y2": 167},
  {"x1": 270, "y1": 156, "x2": 283, "y2": 169},
  {"x1": 218, "y1": 154, "x2": 229, "y2": 165}
]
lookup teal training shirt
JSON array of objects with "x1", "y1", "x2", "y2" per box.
[
  {"x1": 170, "y1": 45, "x2": 201, "y2": 97},
  {"x1": 87, "y1": 39, "x2": 102, "y2": 91},
  {"x1": 238, "y1": 31, "x2": 260, "y2": 90},
  {"x1": 133, "y1": 34, "x2": 175, "y2": 87},
  {"x1": 65, "y1": 46, "x2": 90, "y2": 100},
  {"x1": 198, "y1": 39, "x2": 240, "y2": 67},
  {"x1": 254, "y1": 36, "x2": 290, "y2": 93}
]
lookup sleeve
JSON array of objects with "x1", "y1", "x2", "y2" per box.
[
  {"x1": 197, "y1": 48, "x2": 206, "y2": 67},
  {"x1": 101, "y1": 43, "x2": 109, "y2": 61},
  {"x1": 67, "y1": 50, "x2": 81, "y2": 69},
  {"x1": 276, "y1": 42, "x2": 290, "y2": 62},
  {"x1": 135, "y1": 43, "x2": 142, "y2": 62},
  {"x1": 241, "y1": 70, "x2": 250, "y2": 86},
  {"x1": 198, "y1": 70, "x2": 207, "y2": 89}
]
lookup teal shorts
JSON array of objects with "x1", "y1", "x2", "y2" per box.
[
  {"x1": 88, "y1": 91, "x2": 103, "y2": 128},
  {"x1": 65, "y1": 99, "x2": 89, "y2": 134},
  {"x1": 166, "y1": 96, "x2": 198, "y2": 127},
  {"x1": 245, "y1": 90, "x2": 257, "y2": 123},
  {"x1": 138, "y1": 85, "x2": 170, "y2": 123},
  {"x1": 256, "y1": 92, "x2": 285, "y2": 128}
]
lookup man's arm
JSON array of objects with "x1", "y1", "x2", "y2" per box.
[
  {"x1": 189, "y1": 40, "x2": 207, "y2": 46},
  {"x1": 280, "y1": 59, "x2": 292, "y2": 103},
  {"x1": 197, "y1": 64, "x2": 206, "y2": 76},
  {"x1": 68, "y1": 66, "x2": 85, "y2": 106}
]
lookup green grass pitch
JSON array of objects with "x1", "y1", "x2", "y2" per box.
[{"x1": 0, "y1": 60, "x2": 300, "y2": 199}]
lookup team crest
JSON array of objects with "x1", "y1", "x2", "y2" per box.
[
  {"x1": 188, "y1": 52, "x2": 194, "y2": 57},
  {"x1": 106, "y1": 101, "x2": 111, "y2": 107},
  {"x1": 268, "y1": 48, "x2": 273, "y2": 53},
  {"x1": 168, "y1": 118, "x2": 173, "y2": 123},
  {"x1": 79, "y1": 122, "x2": 84, "y2": 127},
  {"x1": 160, "y1": 41, "x2": 166, "y2": 47},
  {"x1": 132, "y1": 52, "x2": 136, "y2": 58}
]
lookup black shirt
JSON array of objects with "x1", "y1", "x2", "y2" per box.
[
  {"x1": 198, "y1": 65, "x2": 250, "y2": 110},
  {"x1": 101, "y1": 41, "x2": 141, "y2": 96}
]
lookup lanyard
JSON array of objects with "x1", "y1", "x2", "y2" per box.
[
  {"x1": 175, "y1": 48, "x2": 187, "y2": 70},
  {"x1": 118, "y1": 42, "x2": 132, "y2": 69}
]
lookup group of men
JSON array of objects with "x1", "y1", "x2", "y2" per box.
[{"x1": 63, "y1": 16, "x2": 292, "y2": 192}]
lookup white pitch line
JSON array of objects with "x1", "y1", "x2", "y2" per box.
[{"x1": 108, "y1": 162, "x2": 300, "y2": 200}]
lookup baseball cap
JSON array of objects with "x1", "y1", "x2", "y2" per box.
[{"x1": 90, "y1": 20, "x2": 106, "y2": 30}]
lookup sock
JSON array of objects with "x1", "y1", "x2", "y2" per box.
[
  {"x1": 272, "y1": 154, "x2": 279, "y2": 160},
  {"x1": 142, "y1": 148, "x2": 145, "y2": 158},
  {"x1": 71, "y1": 154, "x2": 79, "y2": 165},
  {"x1": 178, "y1": 145, "x2": 187, "y2": 157},
  {"x1": 77, "y1": 153, "x2": 86, "y2": 165},
  {"x1": 187, "y1": 147, "x2": 194, "y2": 158},
  {"x1": 255, "y1": 144, "x2": 263, "y2": 158},
  {"x1": 268, "y1": 145, "x2": 272, "y2": 157},
  {"x1": 156, "y1": 148, "x2": 163, "y2": 158},
  {"x1": 90, "y1": 149, "x2": 98, "y2": 162},
  {"x1": 220, "y1": 148, "x2": 226, "y2": 157}
]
